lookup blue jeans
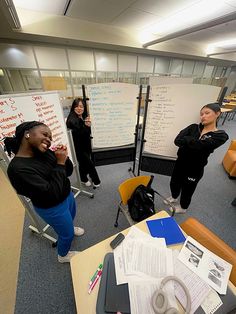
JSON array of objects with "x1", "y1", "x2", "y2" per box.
[{"x1": 34, "y1": 192, "x2": 76, "y2": 256}]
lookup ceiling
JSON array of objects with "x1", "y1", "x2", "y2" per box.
[{"x1": 1, "y1": 0, "x2": 236, "y2": 64}]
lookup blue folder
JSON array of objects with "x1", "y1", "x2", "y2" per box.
[{"x1": 146, "y1": 217, "x2": 186, "y2": 245}]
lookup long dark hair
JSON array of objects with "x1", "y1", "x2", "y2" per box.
[
  {"x1": 69, "y1": 98, "x2": 87, "y2": 119},
  {"x1": 4, "y1": 121, "x2": 45, "y2": 157}
]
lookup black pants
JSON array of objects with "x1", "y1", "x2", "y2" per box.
[
  {"x1": 170, "y1": 159, "x2": 204, "y2": 209},
  {"x1": 78, "y1": 152, "x2": 100, "y2": 185}
]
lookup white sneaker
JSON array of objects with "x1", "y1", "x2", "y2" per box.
[
  {"x1": 163, "y1": 196, "x2": 178, "y2": 205},
  {"x1": 81, "y1": 180, "x2": 91, "y2": 187},
  {"x1": 170, "y1": 204, "x2": 186, "y2": 214},
  {"x1": 93, "y1": 183, "x2": 100, "y2": 188},
  {"x1": 74, "y1": 226, "x2": 85, "y2": 236},
  {"x1": 58, "y1": 251, "x2": 79, "y2": 263}
]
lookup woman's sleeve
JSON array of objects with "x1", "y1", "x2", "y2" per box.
[
  {"x1": 65, "y1": 157, "x2": 73, "y2": 176},
  {"x1": 66, "y1": 117, "x2": 90, "y2": 136},
  {"x1": 174, "y1": 124, "x2": 195, "y2": 147},
  {"x1": 9, "y1": 164, "x2": 70, "y2": 203},
  {"x1": 185, "y1": 132, "x2": 229, "y2": 151}
]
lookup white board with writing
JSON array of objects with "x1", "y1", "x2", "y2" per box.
[
  {"x1": 144, "y1": 84, "x2": 221, "y2": 158},
  {"x1": 0, "y1": 91, "x2": 72, "y2": 159},
  {"x1": 149, "y1": 76, "x2": 193, "y2": 86},
  {"x1": 87, "y1": 83, "x2": 138, "y2": 148}
]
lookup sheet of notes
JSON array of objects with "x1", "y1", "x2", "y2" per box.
[
  {"x1": 87, "y1": 83, "x2": 138, "y2": 148},
  {"x1": 144, "y1": 84, "x2": 221, "y2": 158}
]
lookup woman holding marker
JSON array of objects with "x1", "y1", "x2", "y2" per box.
[
  {"x1": 66, "y1": 98, "x2": 101, "y2": 188},
  {"x1": 4, "y1": 121, "x2": 84, "y2": 263},
  {"x1": 164, "y1": 103, "x2": 228, "y2": 213}
]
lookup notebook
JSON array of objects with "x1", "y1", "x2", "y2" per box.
[{"x1": 146, "y1": 216, "x2": 186, "y2": 245}]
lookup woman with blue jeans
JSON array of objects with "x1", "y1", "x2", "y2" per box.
[{"x1": 4, "y1": 121, "x2": 84, "y2": 263}]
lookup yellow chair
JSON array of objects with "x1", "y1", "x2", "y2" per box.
[
  {"x1": 222, "y1": 140, "x2": 236, "y2": 178},
  {"x1": 114, "y1": 175, "x2": 152, "y2": 227},
  {"x1": 180, "y1": 217, "x2": 236, "y2": 286}
]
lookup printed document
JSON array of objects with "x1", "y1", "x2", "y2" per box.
[
  {"x1": 114, "y1": 226, "x2": 166, "y2": 284},
  {"x1": 128, "y1": 279, "x2": 177, "y2": 314},
  {"x1": 178, "y1": 236, "x2": 232, "y2": 294},
  {"x1": 173, "y1": 250, "x2": 211, "y2": 313}
]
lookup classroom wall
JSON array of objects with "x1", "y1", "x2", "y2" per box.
[{"x1": 0, "y1": 42, "x2": 233, "y2": 105}]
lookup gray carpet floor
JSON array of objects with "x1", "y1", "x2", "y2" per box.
[{"x1": 14, "y1": 118, "x2": 236, "y2": 314}]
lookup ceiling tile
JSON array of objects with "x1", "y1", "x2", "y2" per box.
[
  {"x1": 67, "y1": 0, "x2": 135, "y2": 23},
  {"x1": 13, "y1": 0, "x2": 67, "y2": 15},
  {"x1": 111, "y1": 9, "x2": 161, "y2": 29},
  {"x1": 131, "y1": 0, "x2": 200, "y2": 17}
]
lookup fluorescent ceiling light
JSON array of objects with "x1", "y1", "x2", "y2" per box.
[
  {"x1": 13, "y1": 0, "x2": 69, "y2": 15},
  {"x1": 206, "y1": 39, "x2": 236, "y2": 54},
  {"x1": 143, "y1": 0, "x2": 226, "y2": 36}
]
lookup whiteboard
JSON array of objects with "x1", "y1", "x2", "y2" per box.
[
  {"x1": 144, "y1": 84, "x2": 221, "y2": 158},
  {"x1": 87, "y1": 83, "x2": 138, "y2": 148},
  {"x1": 149, "y1": 76, "x2": 193, "y2": 86},
  {"x1": 0, "y1": 91, "x2": 72, "y2": 159}
]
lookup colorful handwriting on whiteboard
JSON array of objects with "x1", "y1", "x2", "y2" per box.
[{"x1": 0, "y1": 98, "x2": 17, "y2": 114}]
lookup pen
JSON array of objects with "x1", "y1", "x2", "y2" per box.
[
  {"x1": 88, "y1": 270, "x2": 102, "y2": 294},
  {"x1": 88, "y1": 263, "x2": 103, "y2": 287}
]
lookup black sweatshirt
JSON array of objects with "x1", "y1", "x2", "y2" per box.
[
  {"x1": 7, "y1": 150, "x2": 73, "y2": 209},
  {"x1": 174, "y1": 123, "x2": 229, "y2": 170},
  {"x1": 66, "y1": 115, "x2": 92, "y2": 159}
]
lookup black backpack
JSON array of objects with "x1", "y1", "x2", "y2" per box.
[{"x1": 128, "y1": 180, "x2": 155, "y2": 222}]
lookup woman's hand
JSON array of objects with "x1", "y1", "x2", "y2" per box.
[
  {"x1": 54, "y1": 145, "x2": 68, "y2": 165},
  {"x1": 84, "y1": 116, "x2": 91, "y2": 127}
]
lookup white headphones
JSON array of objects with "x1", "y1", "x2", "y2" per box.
[
  {"x1": 151, "y1": 276, "x2": 191, "y2": 314},
  {"x1": 25, "y1": 133, "x2": 30, "y2": 138}
]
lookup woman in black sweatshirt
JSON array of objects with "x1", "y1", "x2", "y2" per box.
[
  {"x1": 165, "y1": 103, "x2": 229, "y2": 213},
  {"x1": 66, "y1": 98, "x2": 100, "y2": 188},
  {"x1": 4, "y1": 121, "x2": 84, "y2": 263}
]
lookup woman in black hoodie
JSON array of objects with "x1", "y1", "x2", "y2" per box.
[
  {"x1": 66, "y1": 98, "x2": 101, "y2": 188},
  {"x1": 165, "y1": 103, "x2": 228, "y2": 213}
]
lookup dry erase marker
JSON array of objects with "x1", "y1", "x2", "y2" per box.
[
  {"x1": 88, "y1": 270, "x2": 102, "y2": 294},
  {"x1": 88, "y1": 263, "x2": 103, "y2": 287}
]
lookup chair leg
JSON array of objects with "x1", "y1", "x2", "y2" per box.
[{"x1": 114, "y1": 206, "x2": 121, "y2": 227}]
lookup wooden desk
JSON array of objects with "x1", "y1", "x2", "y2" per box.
[{"x1": 70, "y1": 211, "x2": 236, "y2": 314}]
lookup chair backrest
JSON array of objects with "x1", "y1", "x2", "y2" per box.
[
  {"x1": 228, "y1": 140, "x2": 236, "y2": 151},
  {"x1": 118, "y1": 175, "x2": 151, "y2": 206},
  {"x1": 180, "y1": 217, "x2": 236, "y2": 286}
]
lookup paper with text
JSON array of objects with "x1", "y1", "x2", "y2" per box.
[
  {"x1": 178, "y1": 237, "x2": 232, "y2": 294},
  {"x1": 173, "y1": 250, "x2": 211, "y2": 313}
]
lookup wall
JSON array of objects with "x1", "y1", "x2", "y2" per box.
[{"x1": 0, "y1": 42, "x2": 233, "y2": 107}]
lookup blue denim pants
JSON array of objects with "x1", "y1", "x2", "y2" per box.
[{"x1": 34, "y1": 192, "x2": 76, "y2": 256}]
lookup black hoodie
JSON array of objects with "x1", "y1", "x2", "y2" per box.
[{"x1": 174, "y1": 123, "x2": 229, "y2": 170}]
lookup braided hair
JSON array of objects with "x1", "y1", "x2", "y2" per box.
[{"x1": 4, "y1": 121, "x2": 46, "y2": 157}]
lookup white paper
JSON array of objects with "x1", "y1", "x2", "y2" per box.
[
  {"x1": 173, "y1": 250, "x2": 211, "y2": 314},
  {"x1": 178, "y1": 236, "x2": 232, "y2": 294},
  {"x1": 201, "y1": 289, "x2": 223, "y2": 314},
  {"x1": 114, "y1": 226, "x2": 166, "y2": 284},
  {"x1": 128, "y1": 279, "x2": 177, "y2": 314}
]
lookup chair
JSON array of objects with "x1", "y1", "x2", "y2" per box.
[
  {"x1": 222, "y1": 140, "x2": 236, "y2": 178},
  {"x1": 114, "y1": 175, "x2": 152, "y2": 227},
  {"x1": 180, "y1": 217, "x2": 236, "y2": 286}
]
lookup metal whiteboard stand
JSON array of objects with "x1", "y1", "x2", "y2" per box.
[
  {"x1": 67, "y1": 130, "x2": 94, "y2": 199},
  {"x1": 0, "y1": 147, "x2": 57, "y2": 246}
]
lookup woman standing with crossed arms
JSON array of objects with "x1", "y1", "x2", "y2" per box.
[{"x1": 165, "y1": 103, "x2": 228, "y2": 213}]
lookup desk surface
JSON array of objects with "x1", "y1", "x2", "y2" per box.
[{"x1": 70, "y1": 211, "x2": 236, "y2": 314}]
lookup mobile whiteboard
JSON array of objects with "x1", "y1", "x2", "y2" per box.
[
  {"x1": 87, "y1": 83, "x2": 138, "y2": 148},
  {"x1": 144, "y1": 84, "x2": 221, "y2": 158},
  {"x1": 0, "y1": 91, "x2": 72, "y2": 159}
]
